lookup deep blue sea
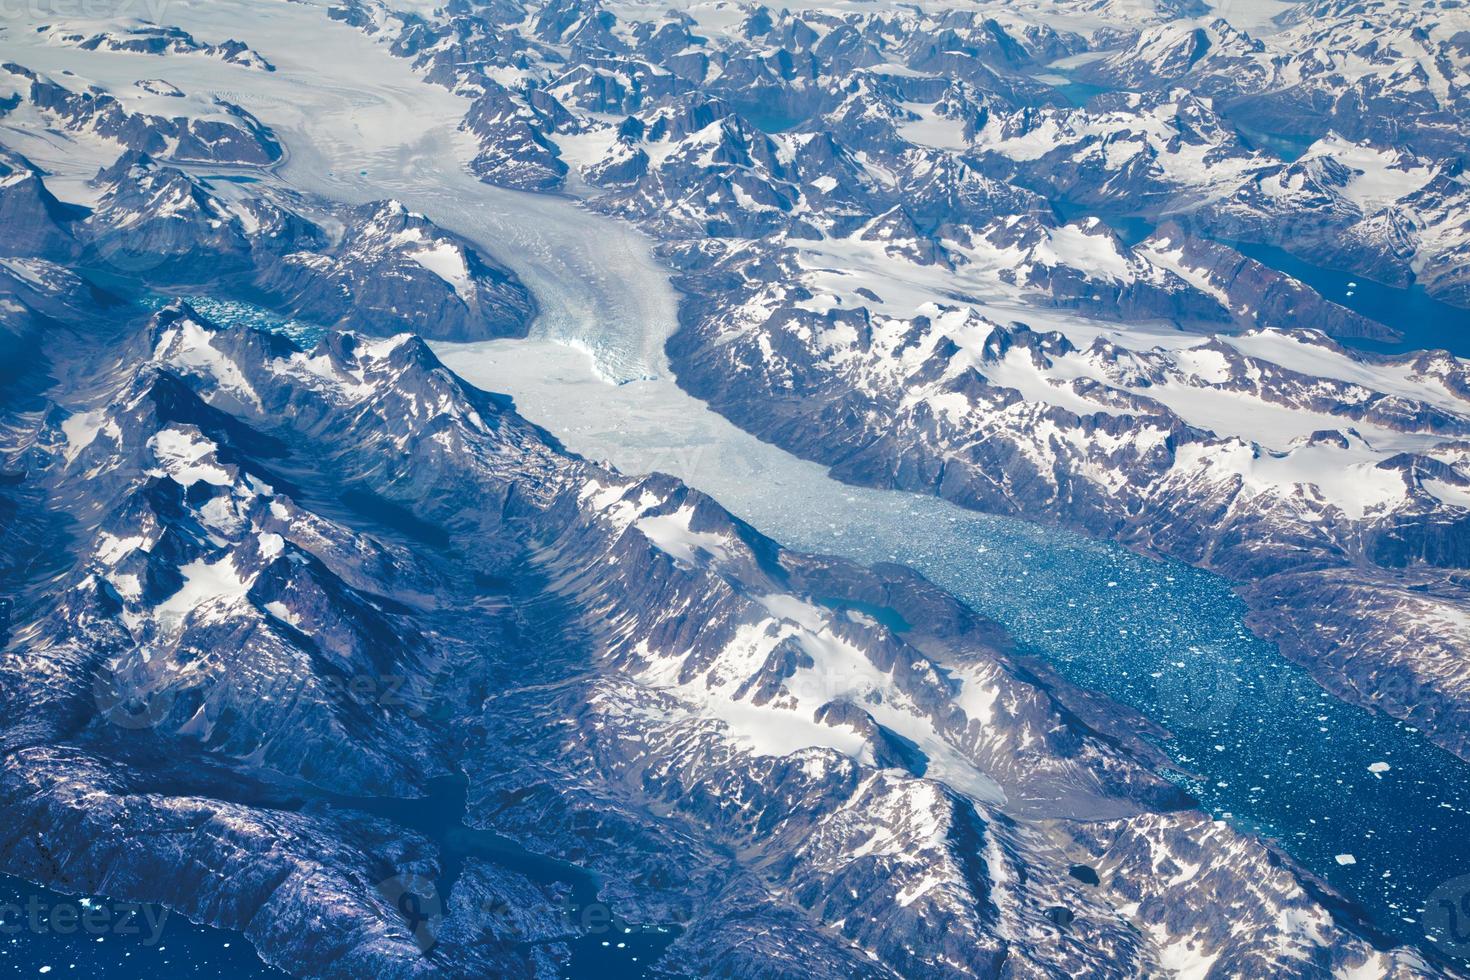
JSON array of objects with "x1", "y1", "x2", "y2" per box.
[
  {"x1": 1224, "y1": 239, "x2": 1470, "y2": 358},
  {"x1": 0, "y1": 874, "x2": 276, "y2": 978},
  {"x1": 1064, "y1": 209, "x2": 1470, "y2": 357}
]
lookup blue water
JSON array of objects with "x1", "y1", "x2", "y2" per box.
[
  {"x1": 166, "y1": 296, "x2": 329, "y2": 348},
  {"x1": 1036, "y1": 70, "x2": 1470, "y2": 358},
  {"x1": 0, "y1": 778, "x2": 677, "y2": 980},
  {"x1": 1051, "y1": 204, "x2": 1470, "y2": 357},
  {"x1": 1224, "y1": 239, "x2": 1470, "y2": 358},
  {"x1": 0, "y1": 873, "x2": 278, "y2": 978},
  {"x1": 9, "y1": 297, "x2": 679, "y2": 979},
  {"x1": 731, "y1": 490, "x2": 1470, "y2": 959},
  {"x1": 1052, "y1": 201, "x2": 1157, "y2": 247},
  {"x1": 710, "y1": 192, "x2": 1470, "y2": 953},
  {"x1": 0, "y1": 296, "x2": 306, "y2": 979},
  {"x1": 1047, "y1": 80, "x2": 1111, "y2": 109},
  {"x1": 1231, "y1": 123, "x2": 1317, "y2": 163}
]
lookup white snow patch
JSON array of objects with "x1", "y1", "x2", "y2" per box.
[
  {"x1": 896, "y1": 102, "x2": 969, "y2": 151},
  {"x1": 148, "y1": 426, "x2": 233, "y2": 487},
  {"x1": 155, "y1": 554, "x2": 251, "y2": 629},
  {"x1": 60, "y1": 408, "x2": 105, "y2": 462},
  {"x1": 1146, "y1": 923, "x2": 1221, "y2": 980},
  {"x1": 408, "y1": 242, "x2": 474, "y2": 301},
  {"x1": 635, "y1": 506, "x2": 731, "y2": 564},
  {"x1": 264, "y1": 600, "x2": 301, "y2": 626}
]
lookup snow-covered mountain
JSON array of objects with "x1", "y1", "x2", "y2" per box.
[
  {"x1": 0, "y1": 62, "x2": 281, "y2": 166},
  {"x1": 669, "y1": 241, "x2": 1470, "y2": 757},
  {"x1": 0, "y1": 282, "x2": 1436, "y2": 977},
  {"x1": 1, "y1": 0, "x2": 1468, "y2": 977},
  {"x1": 41, "y1": 21, "x2": 276, "y2": 72},
  {"x1": 0, "y1": 133, "x2": 535, "y2": 340},
  {"x1": 308, "y1": 0, "x2": 1470, "y2": 768}
]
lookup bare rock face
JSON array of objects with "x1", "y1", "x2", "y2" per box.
[
  {"x1": 0, "y1": 288, "x2": 1437, "y2": 977},
  {"x1": 664, "y1": 236, "x2": 1470, "y2": 762},
  {"x1": 257, "y1": 200, "x2": 537, "y2": 341},
  {"x1": 0, "y1": 148, "x2": 79, "y2": 260},
  {"x1": 0, "y1": 0, "x2": 1467, "y2": 976},
  {"x1": 61, "y1": 24, "x2": 276, "y2": 72},
  {"x1": 1135, "y1": 223, "x2": 1400, "y2": 342}
]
